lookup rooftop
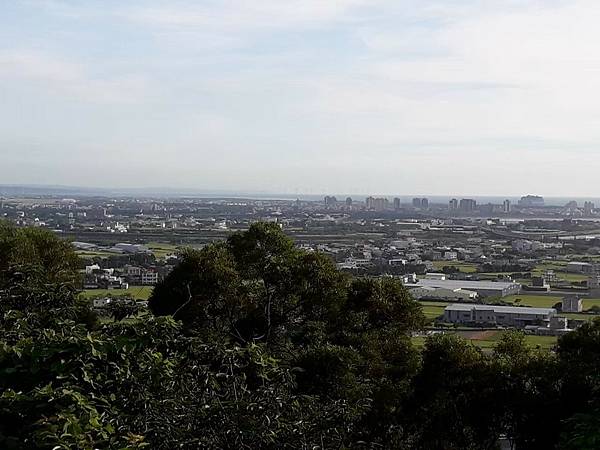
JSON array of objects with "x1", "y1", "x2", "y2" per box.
[
  {"x1": 407, "y1": 279, "x2": 520, "y2": 290},
  {"x1": 445, "y1": 303, "x2": 556, "y2": 315}
]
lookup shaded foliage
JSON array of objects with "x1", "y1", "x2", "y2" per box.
[{"x1": 1, "y1": 222, "x2": 600, "y2": 448}]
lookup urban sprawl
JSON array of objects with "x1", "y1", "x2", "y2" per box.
[{"x1": 4, "y1": 192, "x2": 600, "y2": 348}]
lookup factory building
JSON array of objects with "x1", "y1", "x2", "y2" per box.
[
  {"x1": 443, "y1": 304, "x2": 556, "y2": 327},
  {"x1": 406, "y1": 279, "x2": 520, "y2": 298}
]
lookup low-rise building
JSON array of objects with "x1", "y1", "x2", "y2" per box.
[
  {"x1": 410, "y1": 287, "x2": 477, "y2": 302},
  {"x1": 566, "y1": 262, "x2": 595, "y2": 274},
  {"x1": 406, "y1": 279, "x2": 520, "y2": 298},
  {"x1": 443, "y1": 303, "x2": 556, "y2": 327},
  {"x1": 141, "y1": 270, "x2": 159, "y2": 285},
  {"x1": 562, "y1": 296, "x2": 583, "y2": 313},
  {"x1": 425, "y1": 273, "x2": 446, "y2": 280}
]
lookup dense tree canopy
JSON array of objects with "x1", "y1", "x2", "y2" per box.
[
  {"x1": 1, "y1": 222, "x2": 600, "y2": 448},
  {"x1": 0, "y1": 221, "x2": 80, "y2": 289}
]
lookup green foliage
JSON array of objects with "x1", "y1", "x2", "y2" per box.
[
  {"x1": 2, "y1": 222, "x2": 600, "y2": 448},
  {"x1": 0, "y1": 221, "x2": 80, "y2": 289}
]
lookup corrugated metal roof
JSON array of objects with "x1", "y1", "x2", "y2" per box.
[
  {"x1": 407, "y1": 279, "x2": 519, "y2": 290},
  {"x1": 444, "y1": 303, "x2": 555, "y2": 315}
]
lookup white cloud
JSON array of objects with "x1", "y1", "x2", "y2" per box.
[
  {"x1": 0, "y1": 51, "x2": 153, "y2": 104},
  {"x1": 122, "y1": 0, "x2": 370, "y2": 30}
]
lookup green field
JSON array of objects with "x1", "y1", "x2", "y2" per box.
[
  {"x1": 76, "y1": 250, "x2": 117, "y2": 259},
  {"x1": 503, "y1": 295, "x2": 600, "y2": 316},
  {"x1": 412, "y1": 331, "x2": 557, "y2": 351},
  {"x1": 503, "y1": 295, "x2": 562, "y2": 308},
  {"x1": 431, "y1": 261, "x2": 478, "y2": 273},
  {"x1": 81, "y1": 285, "x2": 154, "y2": 300},
  {"x1": 147, "y1": 242, "x2": 181, "y2": 259},
  {"x1": 419, "y1": 301, "x2": 447, "y2": 319},
  {"x1": 531, "y1": 263, "x2": 589, "y2": 282},
  {"x1": 77, "y1": 242, "x2": 181, "y2": 260}
]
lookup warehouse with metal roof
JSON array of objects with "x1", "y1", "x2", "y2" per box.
[
  {"x1": 443, "y1": 303, "x2": 556, "y2": 327},
  {"x1": 406, "y1": 279, "x2": 521, "y2": 298}
]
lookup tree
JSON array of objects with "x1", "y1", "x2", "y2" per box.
[
  {"x1": 407, "y1": 334, "x2": 503, "y2": 450},
  {"x1": 493, "y1": 331, "x2": 562, "y2": 449},
  {"x1": 0, "y1": 221, "x2": 80, "y2": 289},
  {"x1": 149, "y1": 223, "x2": 427, "y2": 446}
]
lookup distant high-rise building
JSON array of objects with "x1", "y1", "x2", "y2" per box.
[
  {"x1": 503, "y1": 199, "x2": 511, "y2": 213},
  {"x1": 449, "y1": 198, "x2": 458, "y2": 210},
  {"x1": 366, "y1": 196, "x2": 389, "y2": 211},
  {"x1": 324, "y1": 196, "x2": 337, "y2": 206},
  {"x1": 411, "y1": 198, "x2": 429, "y2": 208},
  {"x1": 518, "y1": 195, "x2": 545, "y2": 207},
  {"x1": 459, "y1": 199, "x2": 477, "y2": 212},
  {"x1": 565, "y1": 201, "x2": 578, "y2": 209},
  {"x1": 393, "y1": 197, "x2": 401, "y2": 210},
  {"x1": 345, "y1": 197, "x2": 353, "y2": 207},
  {"x1": 374, "y1": 198, "x2": 388, "y2": 211},
  {"x1": 584, "y1": 201, "x2": 595, "y2": 215}
]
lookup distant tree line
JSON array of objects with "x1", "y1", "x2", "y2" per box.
[{"x1": 0, "y1": 221, "x2": 599, "y2": 449}]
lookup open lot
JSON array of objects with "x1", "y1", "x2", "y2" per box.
[
  {"x1": 503, "y1": 295, "x2": 600, "y2": 320},
  {"x1": 419, "y1": 301, "x2": 448, "y2": 320},
  {"x1": 412, "y1": 331, "x2": 557, "y2": 351},
  {"x1": 147, "y1": 242, "x2": 181, "y2": 259},
  {"x1": 76, "y1": 250, "x2": 118, "y2": 259},
  {"x1": 432, "y1": 261, "x2": 478, "y2": 273},
  {"x1": 81, "y1": 285, "x2": 154, "y2": 300}
]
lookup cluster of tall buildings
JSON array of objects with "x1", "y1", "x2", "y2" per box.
[
  {"x1": 364, "y1": 197, "x2": 431, "y2": 211},
  {"x1": 448, "y1": 198, "x2": 478, "y2": 212},
  {"x1": 412, "y1": 198, "x2": 429, "y2": 209},
  {"x1": 448, "y1": 198, "x2": 512, "y2": 214},
  {"x1": 518, "y1": 195, "x2": 545, "y2": 207},
  {"x1": 365, "y1": 196, "x2": 390, "y2": 211}
]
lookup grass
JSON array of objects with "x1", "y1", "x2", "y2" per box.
[
  {"x1": 561, "y1": 312, "x2": 600, "y2": 321},
  {"x1": 76, "y1": 250, "x2": 116, "y2": 259},
  {"x1": 502, "y1": 295, "x2": 600, "y2": 311},
  {"x1": 419, "y1": 301, "x2": 448, "y2": 319},
  {"x1": 431, "y1": 261, "x2": 478, "y2": 273},
  {"x1": 146, "y1": 242, "x2": 180, "y2": 260},
  {"x1": 412, "y1": 331, "x2": 557, "y2": 351},
  {"x1": 531, "y1": 264, "x2": 589, "y2": 282},
  {"x1": 503, "y1": 295, "x2": 562, "y2": 308},
  {"x1": 81, "y1": 285, "x2": 154, "y2": 300}
]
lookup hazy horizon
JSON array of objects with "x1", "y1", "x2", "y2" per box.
[
  {"x1": 2, "y1": 1, "x2": 600, "y2": 196},
  {"x1": 3, "y1": 183, "x2": 600, "y2": 206}
]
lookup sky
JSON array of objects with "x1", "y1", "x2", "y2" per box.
[{"x1": 1, "y1": 0, "x2": 600, "y2": 196}]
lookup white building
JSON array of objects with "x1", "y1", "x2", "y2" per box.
[
  {"x1": 425, "y1": 273, "x2": 446, "y2": 280},
  {"x1": 93, "y1": 297, "x2": 112, "y2": 308},
  {"x1": 562, "y1": 296, "x2": 583, "y2": 313},
  {"x1": 141, "y1": 270, "x2": 159, "y2": 285},
  {"x1": 126, "y1": 266, "x2": 142, "y2": 277},
  {"x1": 85, "y1": 264, "x2": 101, "y2": 275},
  {"x1": 443, "y1": 304, "x2": 556, "y2": 327},
  {"x1": 566, "y1": 262, "x2": 595, "y2": 274},
  {"x1": 410, "y1": 287, "x2": 477, "y2": 302},
  {"x1": 406, "y1": 279, "x2": 521, "y2": 298},
  {"x1": 512, "y1": 240, "x2": 543, "y2": 253},
  {"x1": 443, "y1": 251, "x2": 458, "y2": 261},
  {"x1": 388, "y1": 258, "x2": 407, "y2": 266}
]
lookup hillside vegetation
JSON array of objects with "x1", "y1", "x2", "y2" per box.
[{"x1": 0, "y1": 221, "x2": 599, "y2": 449}]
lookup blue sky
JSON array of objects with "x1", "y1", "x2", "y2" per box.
[{"x1": 1, "y1": 0, "x2": 600, "y2": 196}]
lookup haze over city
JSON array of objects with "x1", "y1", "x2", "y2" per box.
[{"x1": 2, "y1": 0, "x2": 600, "y2": 195}]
